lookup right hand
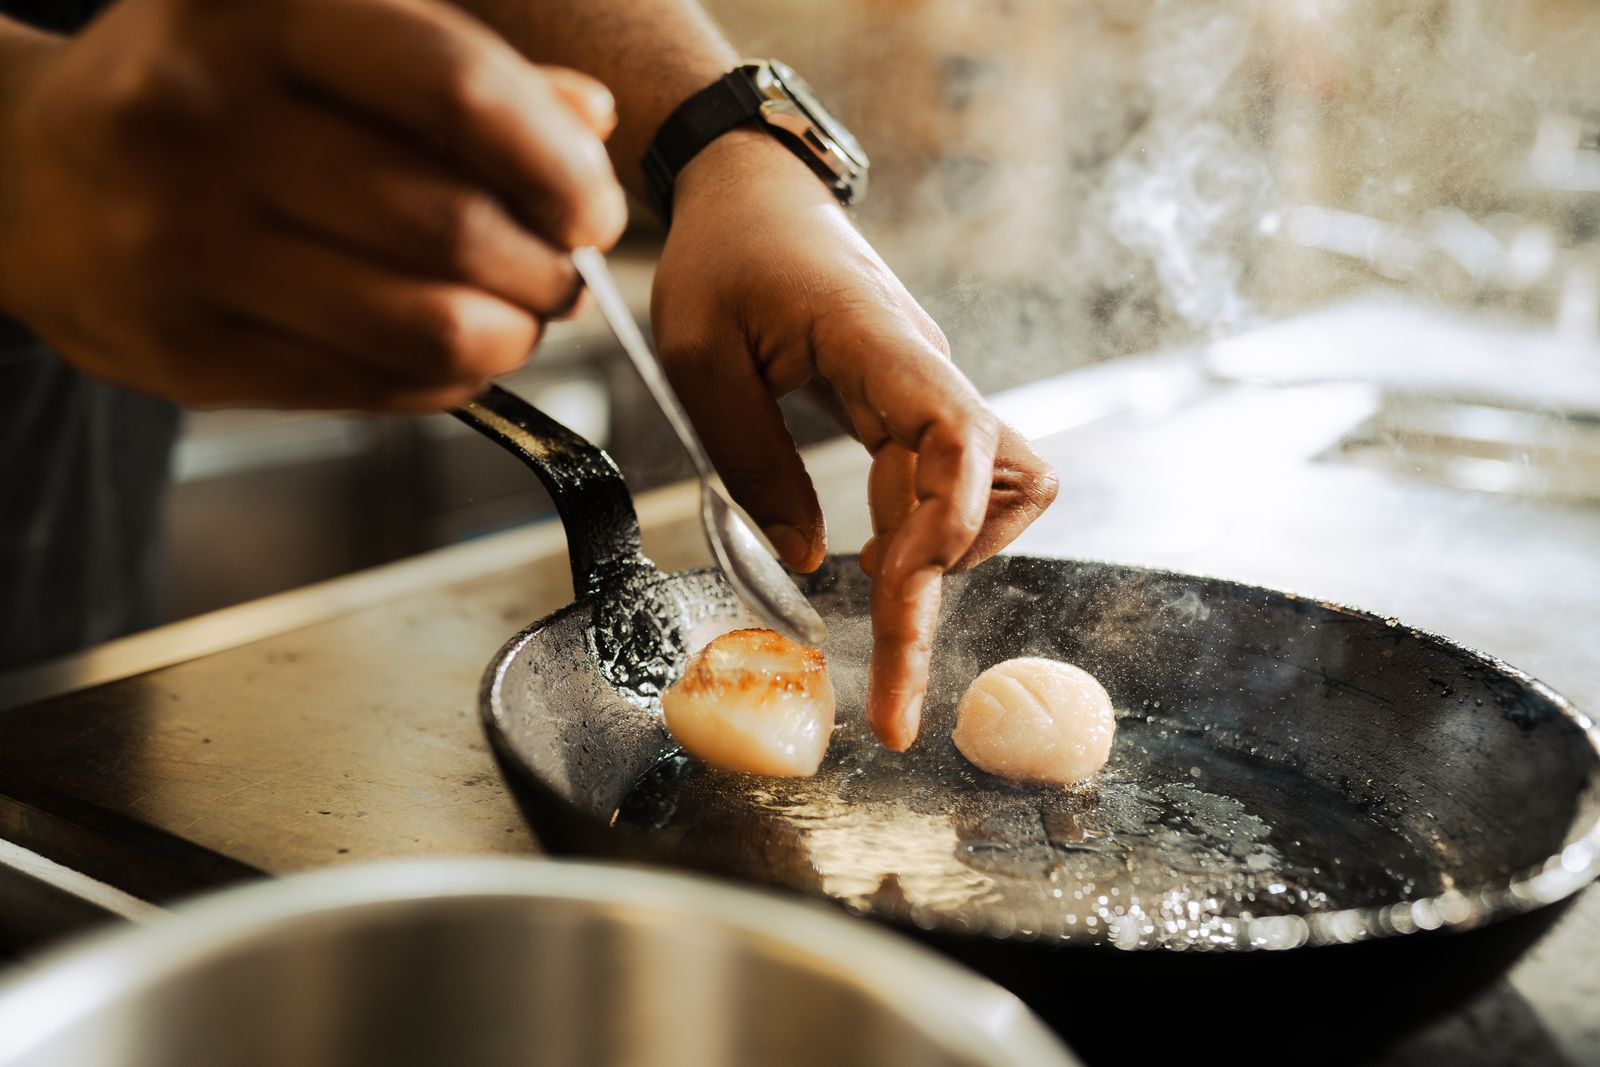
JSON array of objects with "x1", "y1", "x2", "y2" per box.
[{"x1": 0, "y1": 0, "x2": 626, "y2": 410}]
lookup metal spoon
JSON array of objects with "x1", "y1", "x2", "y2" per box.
[{"x1": 570, "y1": 246, "x2": 828, "y2": 646}]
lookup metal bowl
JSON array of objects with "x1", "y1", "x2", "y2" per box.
[{"x1": 0, "y1": 858, "x2": 1079, "y2": 1067}]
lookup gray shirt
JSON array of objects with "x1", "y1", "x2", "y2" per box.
[{"x1": 0, "y1": 315, "x2": 180, "y2": 670}]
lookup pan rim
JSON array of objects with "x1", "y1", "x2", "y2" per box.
[{"x1": 481, "y1": 554, "x2": 1600, "y2": 954}]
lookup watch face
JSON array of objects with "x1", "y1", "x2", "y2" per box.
[{"x1": 768, "y1": 60, "x2": 869, "y2": 169}]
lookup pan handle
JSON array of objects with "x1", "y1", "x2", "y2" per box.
[{"x1": 454, "y1": 385, "x2": 650, "y2": 595}]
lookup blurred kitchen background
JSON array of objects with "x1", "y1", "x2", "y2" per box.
[{"x1": 165, "y1": 0, "x2": 1600, "y2": 618}]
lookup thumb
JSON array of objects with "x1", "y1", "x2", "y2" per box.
[
  {"x1": 662, "y1": 338, "x2": 826, "y2": 572},
  {"x1": 540, "y1": 66, "x2": 619, "y2": 140}
]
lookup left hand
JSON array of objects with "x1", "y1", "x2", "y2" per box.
[{"x1": 651, "y1": 131, "x2": 1059, "y2": 751}]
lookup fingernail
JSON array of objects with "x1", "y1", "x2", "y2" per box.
[
  {"x1": 902, "y1": 692, "x2": 925, "y2": 739},
  {"x1": 574, "y1": 177, "x2": 627, "y2": 247},
  {"x1": 604, "y1": 185, "x2": 629, "y2": 242},
  {"x1": 877, "y1": 694, "x2": 921, "y2": 752},
  {"x1": 763, "y1": 523, "x2": 811, "y2": 568},
  {"x1": 585, "y1": 86, "x2": 616, "y2": 126}
]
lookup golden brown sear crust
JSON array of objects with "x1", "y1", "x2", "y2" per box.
[
  {"x1": 662, "y1": 627, "x2": 837, "y2": 778},
  {"x1": 674, "y1": 628, "x2": 827, "y2": 698}
]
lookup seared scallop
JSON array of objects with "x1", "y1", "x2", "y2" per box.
[
  {"x1": 952, "y1": 657, "x2": 1115, "y2": 786},
  {"x1": 662, "y1": 628, "x2": 836, "y2": 777}
]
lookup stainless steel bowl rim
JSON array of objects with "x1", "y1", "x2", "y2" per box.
[
  {"x1": 482, "y1": 559, "x2": 1600, "y2": 952},
  {"x1": 0, "y1": 857, "x2": 1076, "y2": 1066}
]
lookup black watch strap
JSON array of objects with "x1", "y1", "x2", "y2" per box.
[{"x1": 641, "y1": 66, "x2": 763, "y2": 226}]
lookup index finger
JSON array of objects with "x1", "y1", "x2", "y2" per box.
[
  {"x1": 825, "y1": 319, "x2": 999, "y2": 749},
  {"x1": 867, "y1": 551, "x2": 941, "y2": 751},
  {"x1": 275, "y1": 0, "x2": 626, "y2": 249}
]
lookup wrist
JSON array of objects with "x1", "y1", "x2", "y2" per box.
[{"x1": 671, "y1": 126, "x2": 837, "y2": 221}]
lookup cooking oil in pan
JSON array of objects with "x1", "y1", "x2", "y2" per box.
[{"x1": 613, "y1": 710, "x2": 1444, "y2": 950}]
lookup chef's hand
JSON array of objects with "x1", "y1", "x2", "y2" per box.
[
  {"x1": 0, "y1": 0, "x2": 625, "y2": 411},
  {"x1": 652, "y1": 131, "x2": 1059, "y2": 751}
]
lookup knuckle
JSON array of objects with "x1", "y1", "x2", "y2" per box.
[
  {"x1": 412, "y1": 295, "x2": 534, "y2": 380},
  {"x1": 108, "y1": 52, "x2": 221, "y2": 145},
  {"x1": 927, "y1": 408, "x2": 990, "y2": 460},
  {"x1": 965, "y1": 408, "x2": 1002, "y2": 456},
  {"x1": 435, "y1": 49, "x2": 500, "y2": 133},
  {"x1": 428, "y1": 189, "x2": 495, "y2": 272},
  {"x1": 412, "y1": 295, "x2": 478, "y2": 373},
  {"x1": 942, "y1": 504, "x2": 983, "y2": 543}
]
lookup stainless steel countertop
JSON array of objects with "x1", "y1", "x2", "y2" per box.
[{"x1": 1, "y1": 343, "x2": 1597, "y2": 1063}]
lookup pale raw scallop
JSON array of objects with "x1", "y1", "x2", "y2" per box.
[
  {"x1": 662, "y1": 628, "x2": 836, "y2": 777},
  {"x1": 952, "y1": 658, "x2": 1116, "y2": 785}
]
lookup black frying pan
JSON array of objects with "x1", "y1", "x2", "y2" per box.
[{"x1": 459, "y1": 387, "x2": 1600, "y2": 1065}]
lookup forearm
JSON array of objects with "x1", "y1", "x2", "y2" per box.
[
  {"x1": 0, "y1": 17, "x2": 61, "y2": 315},
  {"x1": 0, "y1": 16, "x2": 55, "y2": 94},
  {"x1": 449, "y1": 0, "x2": 737, "y2": 199},
  {"x1": 0, "y1": 18, "x2": 57, "y2": 160}
]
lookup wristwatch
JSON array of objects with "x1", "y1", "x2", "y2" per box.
[{"x1": 641, "y1": 60, "x2": 869, "y2": 226}]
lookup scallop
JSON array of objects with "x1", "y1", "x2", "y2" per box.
[
  {"x1": 662, "y1": 628, "x2": 836, "y2": 777},
  {"x1": 952, "y1": 657, "x2": 1116, "y2": 786}
]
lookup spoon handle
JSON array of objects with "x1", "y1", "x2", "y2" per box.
[{"x1": 571, "y1": 247, "x2": 715, "y2": 482}]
